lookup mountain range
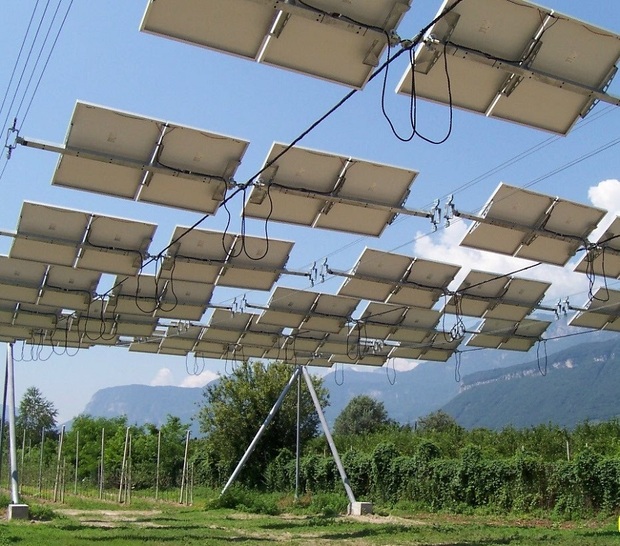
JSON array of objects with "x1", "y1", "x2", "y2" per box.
[{"x1": 75, "y1": 319, "x2": 620, "y2": 432}]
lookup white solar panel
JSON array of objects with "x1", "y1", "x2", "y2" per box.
[
  {"x1": 217, "y1": 235, "x2": 293, "y2": 291},
  {"x1": 466, "y1": 317, "x2": 550, "y2": 351},
  {"x1": 0, "y1": 256, "x2": 47, "y2": 304},
  {"x1": 53, "y1": 102, "x2": 249, "y2": 213},
  {"x1": 141, "y1": 0, "x2": 411, "y2": 88},
  {"x1": 338, "y1": 248, "x2": 411, "y2": 301},
  {"x1": 10, "y1": 202, "x2": 89, "y2": 267},
  {"x1": 245, "y1": 144, "x2": 417, "y2": 236},
  {"x1": 575, "y1": 217, "x2": 620, "y2": 278},
  {"x1": 387, "y1": 257, "x2": 460, "y2": 308},
  {"x1": 460, "y1": 183, "x2": 605, "y2": 266},
  {"x1": 397, "y1": 0, "x2": 620, "y2": 134},
  {"x1": 38, "y1": 266, "x2": 100, "y2": 311},
  {"x1": 445, "y1": 269, "x2": 549, "y2": 320},
  {"x1": 569, "y1": 288, "x2": 620, "y2": 331},
  {"x1": 301, "y1": 293, "x2": 360, "y2": 334},
  {"x1": 160, "y1": 226, "x2": 234, "y2": 283},
  {"x1": 77, "y1": 214, "x2": 156, "y2": 275},
  {"x1": 257, "y1": 287, "x2": 317, "y2": 329}
]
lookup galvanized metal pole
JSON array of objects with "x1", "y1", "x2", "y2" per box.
[
  {"x1": 295, "y1": 367, "x2": 301, "y2": 501},
  {"x1": 74, "y1": 430, "x2": 79, "y2": 495},
  {"x1": 221, "y1": 366, "x2": 302, "y2": 496},
  {"x1": 301, "y1": 366, "x2": 356, "y2": 505},
  {"x1": 7, "y1": 343, "x2": 20, "y2": 504},
  {"x1": 0, "y1": 358, "x2": 8, "y2": 490},
  {"x1": 155, "y1": 428, "x2": 161, "y2": 500}
]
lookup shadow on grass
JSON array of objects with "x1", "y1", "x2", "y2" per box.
[{"x1": 81, "y1": 534, "x2": 273, "y2": 543}]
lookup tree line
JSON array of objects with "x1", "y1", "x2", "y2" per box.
[{"x1": 8, "y1": 363, "x2": 620, "y2": 517}]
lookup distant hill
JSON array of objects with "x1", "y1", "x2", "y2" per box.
[
  {"x1": 73, "y1": 322, "x2": 619, "y2": 432},
  {"x1": 81, "y1": 384, "x2": 205, "y2": 432},
  {"x1": 443, "y1": 337, "x2": 620, "y2": 429},
  {"x1": 76, "y1": 363, "x2": 461, "y2": 431}
]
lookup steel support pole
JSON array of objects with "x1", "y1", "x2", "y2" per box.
[
  {"x1": 6, "y1": 343, "x2": 20, "y2": 504},
  {"x1": 301, "y1": 366, "x2": 356, "y2": 505},
  {"x1": 295, "y1": 367, "x2": 301, "y2": 500},
  {"x1": 221, "y1": 366, "x2": 302, "y2": 496}
]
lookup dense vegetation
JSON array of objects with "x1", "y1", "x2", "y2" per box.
[{"x1": 8, "y1": 367, "x2": 620, "y2": 520}]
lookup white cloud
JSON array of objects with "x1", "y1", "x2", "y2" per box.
[
  {"x1": 389, "y1": 358, "x2": 420, "y2": 372},
  {"x1": 150, "y1": 367, "x2": 174, "y2": 387},
  {"x1": 180, "y1": 370, "x2": 219, "y2": 388},
  {"x1": 587, "y1": 179, "x2": 620, "y2": 241},
  {"x1": 412, "y1": 217, "x2": 590, "y2": 305},
  {"x1": 588, "y1": 179, "x2": 620, "y2": 213}
]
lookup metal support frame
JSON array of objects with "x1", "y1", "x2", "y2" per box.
[
  {"x1": 301, "y1": 366, "x2": 356, "y2": 505},
  {"x1": 6, "y1": 343, "x2": 20, "y2": 504},
  {"x1": 221, "y1": 364, "x2": 357, "y2": 506},
  {"x1": 428, "y1": 40, "x2": 620, "y2": 109},
  {"x1": 221, "y1": 366, "x2": 302, "y2": 495}
]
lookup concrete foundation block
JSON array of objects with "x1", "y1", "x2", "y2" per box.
[
  {"x1": 7, "y1": 504, "x2": 29, "y2": 520},
  {"x1": 348, "y1": 501, "x2": 373, "y2": 516}
]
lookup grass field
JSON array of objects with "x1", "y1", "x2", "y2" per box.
[{"x1": 1, "y1": 493, "x2": 619, "y2": 545}]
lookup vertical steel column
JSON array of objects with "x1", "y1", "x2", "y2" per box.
[
  {"x1": 295, "y1": 367, "x2": 301, "y2": 500},
  {"x1": 7, "y1": 343, "x2": 20, "y2": 504},
  {"x1": 301, "y1": 366, "x2": 356, "y2": 505}
]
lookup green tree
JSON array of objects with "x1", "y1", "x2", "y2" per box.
[
  {"x1": 197, "y1": 361, "x2": 328, "y2": 487},
  {"x1": 16, "y1": 386, "x2": 58, "y2": 446},
  {"x1": 417, "y1": 410, "x2": 460, "y2": 433},
  {"x1": 333, "y1": 394, "x2": 394, "y2": 436}
]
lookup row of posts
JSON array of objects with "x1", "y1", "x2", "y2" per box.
[{"x1": 6, "y1": 423, "x2": 194, "y2": 505}]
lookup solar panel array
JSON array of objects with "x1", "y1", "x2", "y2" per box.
[
  {"x1": 140, "y1": 0, "x2": 412, "y2": 89},
  {"x1": 5, "y1": 0, "x2": 620, "y2": 368},
  {"x1": 396, "y1": 0, "x2": 620, "y2": 134}
]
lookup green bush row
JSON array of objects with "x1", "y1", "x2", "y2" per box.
[{"x1": 260, "y1": 442, "x2": 620, "y2": 517}]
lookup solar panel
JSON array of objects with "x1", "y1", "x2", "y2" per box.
[
  {"x1": 388, "y1": 307, "x2": 442, "y2": 343},
  {"x1": 217, "y1": 234, "x2": 294, "y2": 291},
  {"x1": 160, "y1": 325, "x2": 203, "y2": 351},
  {"x1": 387, "y1": 257, "x2": 460, "y2": 308},
  {"x1": 77, "y1": 214, "x2": 156, "y2": 275},
  {"x1": 12, "y1": 307, "x2": 59, "y2": 329},
  {"x1": 445, "y1": 269, "x2": 550, "y2": 320},
  {"x1": 197, "y1": 310, "x2": 254, "y2": 345},
  {"x1": 569, "y1": 288, "x2": 620, "y2": 331},
  {"x1": 52, "y1": 102, "x2": 248, "y2": 213},
  {"x1": 38, "y1": 266, "x2": 100, "y2": 311},
  {"x1": 390, "y1": 335, "x2": 460, "y2": 362},
  {"x1": 459, "y1": 183, "x2": 605, "y2": 266},
  {"x1": 312, "y1": 157, "x2": 416, "y2": 236},
  {"x1": 301, "y1": 293, "x2": 360, "y2": 334},
  {"x1": 574, "y1": 217, "x2": 620, "y2": 278},
  {"x1": 129, "y1": 338, "x2": 163, "y2": 354},
  {"x1": 10, "y1": 202, "x2": 89, "y2": 267},
  {"x1": 396, "y1": 0, "x2": 620, "y2": 134},
  {"x1": 141, "y1": 0, "x2": 411, "y2": 88},
  {"x1": 0, "y1": 256, "x2": 47, "y2": 304},
  {"x1": 257, "y1": 287, "x2": 317, "y2": 329},
  {"x1": 466, "y1": 317, "x2": 551, "y2": 351},
  {"x1": 245, "y1": 144, "x2": 417, "y2": 236},
  {"x1": 0, "y1": 324, "x2": 32, "y2": 342},
  {"x1": 338, "y1": 248, "x2": 412, "y2": 301},
  {"x1": 159, "y1": 226, "x2": 234, "y2": 283}
]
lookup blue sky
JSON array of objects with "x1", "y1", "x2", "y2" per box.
[{"x1": 1, "y1": 0, "x2": 619, "y2": 422}]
